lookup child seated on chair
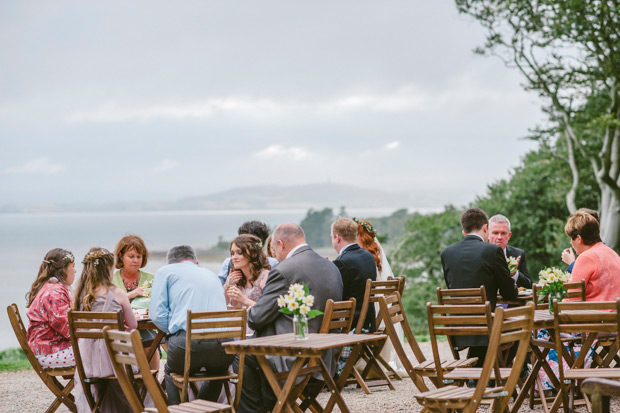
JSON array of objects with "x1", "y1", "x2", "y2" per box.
[{"x1": 26, "y1": 248, "x2": 76, "y2": 369}]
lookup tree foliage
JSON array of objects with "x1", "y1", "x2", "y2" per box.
[
  {"x1": 455, "y1": 0, "x2": 620, "y2": 249},
  {"x1": 300, "y1": 208, "x2": 335, "y2": 248}
]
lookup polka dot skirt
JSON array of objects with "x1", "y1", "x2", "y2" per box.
[{"x1": 36, "y1": 347, "x2": 76, "y2": 368}]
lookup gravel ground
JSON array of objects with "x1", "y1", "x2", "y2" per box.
[{"x1": 1, "y1": 341, "x2": 615, "y2": 412}]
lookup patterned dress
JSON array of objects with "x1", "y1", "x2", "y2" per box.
[{"x1": 26, "y1": 278, "x2": 75, "y2": 368}]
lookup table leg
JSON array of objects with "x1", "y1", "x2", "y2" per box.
[
  {"x1": 318, "y1": 357, "x2": 349, "y2": 413},
  {"x1": 512, "y1": 344, "x2": 560, "y2": 413},
  {"x1": 325, "y1": 342, "x2": 364, "y2": 412},
  {"x1": 145, "y1": 330, "x2": 166, "y2": 362},
  {"x1": 256, "y1": 355, "x2": 306, "y2": 413}
]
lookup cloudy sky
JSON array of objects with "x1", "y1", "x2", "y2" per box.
[{"x1": 0, "y1": 1, "x2": 543, "y2": 208}]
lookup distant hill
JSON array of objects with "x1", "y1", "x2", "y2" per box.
[{"x1": 0, "y1": 183, "x2": 443, "y2": 213}]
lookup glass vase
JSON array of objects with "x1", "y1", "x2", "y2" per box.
[{"x1": 293, "y1": 313, "x2": 308, "y2": 340}]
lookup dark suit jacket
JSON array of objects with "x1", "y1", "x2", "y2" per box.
[
  {"x1": 441, "y1": 234, "x2": 518, "y2": 346},
  {"x1": 248, "y1": 245, "x2": 343, "y2": 374},
  {"x1": 333, "y1": 244, "x2": 377, "y2": 332},
  {"x1": 505, "y1": 245, "x2": 532, "y2": 289}
]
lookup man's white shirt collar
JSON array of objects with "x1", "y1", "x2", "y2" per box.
[
  {"x1": 286, "y1": 243, "x2": 308, "y2": 259},
  {"x1": 338, "y1": 243, "x2": 357, "y2": 257}
]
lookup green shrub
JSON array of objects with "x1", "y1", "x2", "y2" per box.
[{"x1": 0, "y1": 348, "x2": 31, "y2": 372}]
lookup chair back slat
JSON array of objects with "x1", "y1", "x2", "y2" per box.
[
  {"x1": 426, "y1": 303, "x2": 493, "y2": 384},
  {"x1": 436, "y1": 286, "x2": 487, "y2": 305},
  {"x1": 377, "y1": 292, "x2": 429, "y2": 392},
  {"x1": 468, "y1": 303, "x2": 535, "y2": 413},
  {"x1": 355, "y1": 278, "x2": 403, "y2": 333},
  {"x1": 68, "y1": 309, "x2": 124, "y2": 410},
  {"x1": 103, "y1": 327, "x2": 170, "y2": 412},
  {"x1": 552, "y1": 299, "x2": 620, "y2": 395},
  {"x1": 319, "y1": 298, "x2": 355, "y2": 334}
]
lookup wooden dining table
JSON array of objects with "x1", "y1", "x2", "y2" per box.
[{"x1": 222, "y1": 332, "x2": 387, "y2": 413}]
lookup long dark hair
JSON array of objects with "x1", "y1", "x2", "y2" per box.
[
  {"x1": 73, "y1": 247, "x2": 115, "y2": 311},
  {"x1": 26, "y1": 248, "x2": 75, "y2": 307},
  {"x1": 230, "y1": 234, "x2": 271, "y2": 288}
]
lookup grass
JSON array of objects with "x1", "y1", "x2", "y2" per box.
[{"x1": 0, "y1": 348, "x2": 31, "y2": 372}]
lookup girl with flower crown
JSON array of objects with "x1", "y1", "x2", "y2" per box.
[
  {"x1": 26, "y1": 248, "x2": 76, "y2": 368},
  {"x1": 224, "y1": 234, "x2": 271, "y2": 309},
  {"x1": 72, "y1": 247, "x2": 137, "y2": 413}
]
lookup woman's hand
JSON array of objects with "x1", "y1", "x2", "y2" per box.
[
  {"x1": 127, "y1": 287, "x2": 146, "y2": 300},
  {"x1": 227, "y1": 270, "x2": 243, "y2": 287},
  {"x1": 226, "y1": 285, "x2": 245, "y2": 306},
  {"x1": 561, "y1": 248, "x2": 576, "y2": 266}
]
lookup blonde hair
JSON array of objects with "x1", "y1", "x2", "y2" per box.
[
  {"x1": 331, "y1": 217, "x2": 357, "y2": 242},
  {"x1": 73, "y1": 248, "x2": 115, "y2": 311}
]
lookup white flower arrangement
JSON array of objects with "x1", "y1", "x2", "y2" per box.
[
  {"x1": 143, "y1": 280, "x2": 153, "y2": 298},
  {"x1": 277, "y1": 283, "x2": 323, "y2": 318},
  {"x1": 537, "y1": 267, "x2": 572, "y2": 313}
]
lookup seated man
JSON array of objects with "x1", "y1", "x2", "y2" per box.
[
  {"x1": 441, "y1": 208, "x2": 517, "y2": 367},
  {"x1": 218, "y1": 220, "x2": 279, "y2": 285},
  {"x1": 239, "y1": 223, "x2": 343, "y2": 413},
  {"x1": 488, "y1": 214, "x2": 532, "y2": 288},
  {"x1": 331, "y1": 217, "x2": 377, "y2": 332},
  {"x1": 150, "y1": 245, "x2": 234, "y2": 405}
]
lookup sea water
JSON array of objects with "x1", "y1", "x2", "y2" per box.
[{"x1": 0, "y1": 208, "x2": 393, "y2": 350}]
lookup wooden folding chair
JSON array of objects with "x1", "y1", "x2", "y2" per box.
[
  {"x1": 295, "y1": 298, "x2": 356, "y2": 412},
  {"x1": 436, "y1": 287, "x2": 487, "y2": 361},
  {"x1": 387, "y1": 275, "x2": 406, "y2": 297},
  {"x1": 377, "y1": 292, "x2": 430, "y2": 392},
  {"x1": 7, "y1": 303, "x2": 76, "y2": 413},
  {"x1": 68, "y1": 309, "x2": 125, "y2": 413},
  {"x1": 103, "y1": 327, "x2": 232, "y2": 413},
  {"x1": 170, "y1": 309, "x2": 246, "y2": 410},
  {"x1": 416, "y1": 302, "x2": 493, "y2": 386},
  {"x1": 415, "y1": 302, "x2": 535, "y2": 413},
  {"x1": 548, "y1": 299, "x2": 620, "y2": 413},
  {"x1": 345, "y1": 278, "x2": 403, "y2": 393},
  {"x1": 581, "y1": 377, "x2": 620, "y2": 413}
]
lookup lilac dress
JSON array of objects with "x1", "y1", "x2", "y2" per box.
[{"x1": 74, "y1": 289, "x2": 134, "y2": 413}]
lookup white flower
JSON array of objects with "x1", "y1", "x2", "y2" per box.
[
  {"x1": 299, "y1": 305, "x2": 310, "y2": 315},
  {"x1": 303, "y1": 295, "x2": 314, "y2": 306},
  {"x1": 288, "y1": 301, "x2": 299, "y2": 311},
  {"x1": 277, "y1": 295, "x2": 287, "y2": 308}
]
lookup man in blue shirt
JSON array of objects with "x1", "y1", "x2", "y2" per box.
[{"x1": 150, "y1": 245, "x2": 233, "y2": 405}]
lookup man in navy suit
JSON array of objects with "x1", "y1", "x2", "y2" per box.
[
  {"x1": 488, "y1": 214, "x2": 532, "y2": 289},
  {"x1": 441, "y1": 208, "x2": 518, "y2": 367},
  {"x1": 331, "y1": 217, "x2": 377, "y2": 332}
]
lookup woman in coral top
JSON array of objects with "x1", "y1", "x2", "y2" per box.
[
  {"x1": 26, "y1": 248, "x2": 76, "y2": 368},
  {"x1": 565, "y1": 210, "x2": 620, "y2": 301}
]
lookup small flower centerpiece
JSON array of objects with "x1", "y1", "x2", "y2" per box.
[
  {"x1": 538, "y1": 267, "x2": 572, "y2": 314},
  {"x1": 143, "y1": 280, "x2": 153, "y2": 298},
  {"x1": 277, "y1": 283, "x2": 323, "y2": 340},
  {"x1": 506, "y1": 256, "x2": 519, "y2": 273}
]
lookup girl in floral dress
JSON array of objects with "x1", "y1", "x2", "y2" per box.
[{"x1": 26, "y1": 248, "x2": 76, "y2": 368}]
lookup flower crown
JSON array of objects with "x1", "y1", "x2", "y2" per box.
[
  {"x1": 43, "y1": 252, "x2": 75, "y2": 266},
  {"x1": 82, "y1": 249, "x2": 112, "y2": 266},
  {"x1": 353, "y1": 217, "x2": 376, "y2": 235}
]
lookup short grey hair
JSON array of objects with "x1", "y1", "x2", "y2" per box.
[
  {"x1": 166, "y1": 245, "x2": 197, "y2": 264},
  {"x1": 272, "y1": 223, "x2": 306, "y2": 245},
  {"x1": 488, "y1": 214, "x2": 511, "y2": 231}
]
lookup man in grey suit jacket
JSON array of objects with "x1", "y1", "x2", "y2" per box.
[{"x1": 239, "y1": 223, "x2": 343, "y2": 413}]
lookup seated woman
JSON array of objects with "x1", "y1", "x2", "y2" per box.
[
  {"x1": 538, "y1": 211, "x2": 620, "y2": 390},
  {"x1": 224, "y1": 234, "x2": 271, "y2": 312},
  {"x1": 73, "y1": 247, "x2": 137, "y2": 413},
  {"x1": 26, "y1": 248, "x2": 76, "y2": 368},
  {"x1": 112, "y1": 235, "x2": 159, "y2": 369}
]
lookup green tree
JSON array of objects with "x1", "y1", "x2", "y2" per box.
[
  {"x1": 390, "y1": 206, "x2": 463, "y2": 336},
  {"x1": 455, "y1": 0, "x2": 620, "y2": 250},
  {"x1": 299, "y1": 208, "x2": 334, "y2": 248}
]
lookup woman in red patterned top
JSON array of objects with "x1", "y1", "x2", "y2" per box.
[{"x1": 26, "y1": 248, "x2": 76, "y2": 368}]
